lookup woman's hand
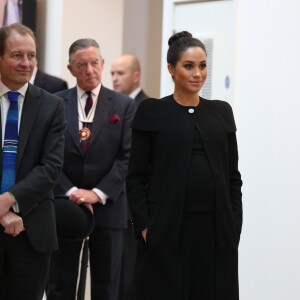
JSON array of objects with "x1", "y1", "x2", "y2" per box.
[{"x1": 142, "y1": 228, "x2": 148, "y2": 243}]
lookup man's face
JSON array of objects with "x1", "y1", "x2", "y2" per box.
[
  {"x1": 0, "y1": 30, "x2": 37, "y2": 90},
  {"x1": 111, "y1": 58, "x2": 137, "y2": 95},
  {"x1": 68, "y1": 46, "x2": 103, "y2": 91}
]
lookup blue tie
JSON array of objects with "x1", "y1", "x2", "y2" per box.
[{"x1": 1, "y1": 91, "x2": 19, "y2": 193}]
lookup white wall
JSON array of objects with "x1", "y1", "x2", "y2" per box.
[
  {"x1": 236, "y1": 0, "x2": 300, "y2": 299},
  {"x1": 162, "y1": 0, "x2": 300, "y2": 299}
]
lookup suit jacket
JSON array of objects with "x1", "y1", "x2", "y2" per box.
[
  {"x1": 134, "y1": 89, "x2": 148, "y2": 108},
  {"x1": 0, "y1": 84, "x2": 66, "y2": 253},
  {"x1": 126, "y1": 95, "x2": 242, "y2": 300},
  {"x1": 34, "y1": 69, "x2": 68, "y2": 94},
  {"x1": 54, "y1": 85, "x2": 136, "y2": 228}
]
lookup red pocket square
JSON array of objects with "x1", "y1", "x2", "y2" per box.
[{"x1": 109, "y1": 114, "x2": 121, "y2": 124}]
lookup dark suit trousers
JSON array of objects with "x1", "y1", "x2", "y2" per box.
[
  {"x1": 47, "y1": 227, "x2": 124, "y2": 300},
  {"x1": 0, "y1": 229, "x2": 51, "y2": 300}
]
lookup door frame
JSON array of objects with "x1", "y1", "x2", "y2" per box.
[{"x1": 160, "y1": 0, "x2": 237, "y2": 104}]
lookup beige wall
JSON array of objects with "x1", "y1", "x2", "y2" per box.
[
  {"x1": 123, "y1": 0, "x2": 163, "y2": 98},
  {"x1": 145, "y1": 0, "x2": 163, "y2": 98},
  {"x1": 36, "y1": 0, "x2": 124, "y2": 89},
  {"x1": 36, "y1": 0, "x2": 163, "y2": 96},
  {"x1": 61, "y1": 0, "x2": 124, "y2": 89}
]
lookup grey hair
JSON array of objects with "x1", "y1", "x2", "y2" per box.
[{"x1": 69, "y1": 38, "x2": 101, "y2": 63}]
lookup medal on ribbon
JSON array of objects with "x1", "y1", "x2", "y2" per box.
[{"x1": 79, "y1": 127, "x2": 91, "y2": 141}]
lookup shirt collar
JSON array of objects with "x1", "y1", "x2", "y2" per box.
[
  {"x1": 0, "y1": 81, "x2": 28, "y2": 98},
  {"x1": 129, "y1": 86, "x2": 142, "y2": 99},
  {"x1": 77, "y1": 83, "x2": 101, "y2": 99}
]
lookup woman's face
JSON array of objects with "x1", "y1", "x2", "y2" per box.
[{"x1": 168, "y1": 46, "x2": 207, "y2": 95}]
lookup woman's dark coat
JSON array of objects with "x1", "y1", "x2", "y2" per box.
[{"x1": 126, "y1": 95, "x2": 243, "y2": 300}]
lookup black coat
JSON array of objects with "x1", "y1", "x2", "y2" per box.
[
  {"x1": 34, "y1": 69, "x2": 68, "y2": 94},
  {"x1": 126, "y1": 95, "x2": 243, "y2": 300},
  {"x1": 134, "y1": 89, "x2": 148, "y2": 108}
]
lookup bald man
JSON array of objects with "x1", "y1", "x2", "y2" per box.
[
  {"x1": 111, "y1": 55, "x2": 149, "y2": 300},
  {"x1": 111, "y1": 54, "x2": 148, "y2": 108}
]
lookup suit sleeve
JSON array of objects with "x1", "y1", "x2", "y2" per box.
[
  {"x1": 126, "y1": 101, "x2": 157, "y2": 237},
  {"x1": 226, "y1": 105, "x2": 243, "y2": 230},
  {"x1": 126, "y1": 130, "x2": 152, "y2": 237}
]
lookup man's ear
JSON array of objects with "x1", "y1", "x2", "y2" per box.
[
  {"x1": 67, "y1": 64, "x2": 75, "y2": 76},
  {"x1": 133, "y1": 71, "x2": 140, "y2": 84}
]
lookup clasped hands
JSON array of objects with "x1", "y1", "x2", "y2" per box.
[
  {"x1": 0, "y1": 192, "x2": 25, "y2": 237},
  {"x1": 69, "y1": 189, "x2": 100, "y2": 214}
]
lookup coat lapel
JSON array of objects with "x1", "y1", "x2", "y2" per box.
[
  {"x1": 64, "y1": 88, "x2": 81, "y2": 152},
  {"x1": 87, "y1": 86, "x2": 112, "y2": 150}
]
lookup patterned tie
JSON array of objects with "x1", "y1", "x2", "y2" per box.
[
  {"x1": 1, "y1": 91, "x2": 19, "y2": 193},
  {"x1": 80, "y1": 91, "x2": 93, "y2": 153},
  {"x1": 85, "y1": 91, "x2": 93, "y2": 115}
]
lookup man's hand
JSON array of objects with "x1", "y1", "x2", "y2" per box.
[
  {"x1": 0, "y1": 192, "x2": 15, "y2": 218},
  {"x1": 0, "y1": 211, "x2": 25, "y2": 237},
  {"x1": 69, "y1": 189, "x2": 96, "y2": 214},
  {"x1": 70, "y1": 189, "x2": 100, "y2": 205}
]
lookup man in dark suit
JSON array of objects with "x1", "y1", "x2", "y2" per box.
[
  {"x1": 46, "y1": 39, "x2": 136, "y2": 300},
  {"x1": 111, "y1": 54, "x2": 148, "y2": 108},
  {"x1": 111, "y1": 54, "x2": 148, "y2": 300},
  {"x1": 0, "y1": 23, "x2": 65, "y2": 300},
  {"x1": 31, "y1": 66, "x2": 68, "y2": 94}
]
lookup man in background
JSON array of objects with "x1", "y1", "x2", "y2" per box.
[
  {"x1": 31, "y1": 65, "x2": 68, "y2": 94},
  {"x1": 111, "y1": 54, "x2": 148, "y2": 300},
  {"x1": 46, "y1": 38, "x2": 136, "y2": 300},
  {"x1": 111, "y1": 54, "x2": 148, "y2": 108},
  {"x1": 0, "y1": 23, "x2": 65, "y2": 300},
  {"x1": 0, "y1": 0, "x2": 22, "y2": 27}
]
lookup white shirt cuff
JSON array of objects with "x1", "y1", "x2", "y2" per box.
[
  {"x1": 8, "y1": 192, "x2": 20, "y2": 213},
  {"x1": 65, "y1": 187, "x2": 108, "y2": 205},
  {"x1": 66, "y1": 187, "x2": 78, "y2": 196},
  {"x1": 12, "y1": 202, "x2": 20, "y2": 213},
  {"x1": 92, "y1": 188, "x2": 108, "y2": 205}
]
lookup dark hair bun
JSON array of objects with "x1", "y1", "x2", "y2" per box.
[{"x1": 168, "y1": 31, "x2": 193, "y2": 46}]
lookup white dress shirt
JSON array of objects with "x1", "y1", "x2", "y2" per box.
[
  {"x1": 0, "y1": 81, "x2": 29, "y2": 212},
  {"x1": 66, "y1": 84, "x2": 108, "y2": 205}
]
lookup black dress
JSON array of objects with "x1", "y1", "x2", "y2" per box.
[
  {"x1": 127, "y1": 95, "x2": 242, "y2": 300},
  {"x1": 180, "y1": 103, "x2": 216, "y2": 300}
]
